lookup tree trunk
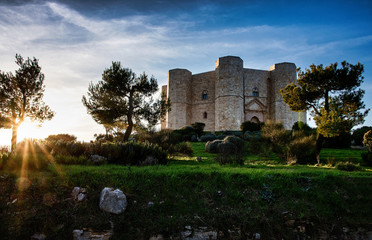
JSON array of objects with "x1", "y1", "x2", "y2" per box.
[
  {"x1": 123, "y1": 90, "x2": 134, "y2": 142},
  {"x1": 11, "y1": 125, "x2": 18, "y2": 152},
  {"x1": 315, "y1": 133, "x2": 324, "y2": 164}
]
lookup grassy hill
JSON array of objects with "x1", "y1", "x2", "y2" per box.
[{"x1": 1, "y1": 143, "x2": 371, "y2": 239}]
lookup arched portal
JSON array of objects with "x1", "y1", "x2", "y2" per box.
[{"x1": 251, "y1": 116, "x2": 260, "y2": 123}]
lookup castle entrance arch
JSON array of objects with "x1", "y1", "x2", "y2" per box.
[{"x1": 251, "y1": 116, "x2": 260, "y2": 123}]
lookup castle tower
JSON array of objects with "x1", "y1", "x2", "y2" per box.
[
  {"x1": 215, "y1": 56, "x2": 244, "y2": 131},
  {"x1": 269, "y1": 63, "x2": 306, "y2": 129},
  {"x1": 166, "y1": 69, "x2": 192, "y2": 129}
]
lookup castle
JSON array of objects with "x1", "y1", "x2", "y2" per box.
[{"x1": 161, "y1": 56, "x2": 306, "y2": 131}]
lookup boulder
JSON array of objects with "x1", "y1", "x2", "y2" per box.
[
  {"x1": 71, "y1": 187, "x2": 87, "y2": 202},
  {"x1": 99, "y1": 187, "x2": 127, "y2": 214}
]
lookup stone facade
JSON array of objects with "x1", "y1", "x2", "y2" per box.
[{"x1": 161, "y1": 56, "x2": 306, "y2": 131}]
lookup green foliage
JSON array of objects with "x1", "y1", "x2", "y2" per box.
[
  {"x1": 335, "y1": 161, "x2": 361, "y2": 171},
  {"x1": 288, "y1": 134, "x2": 317, "y2": 164},
  {"x1": 243, "y1": 131, "x2": 261, "y2": 140},
  {"x1": 200, "y1": 134, "x2": 216, "y2": 142},
  {"x1": 173, "y1": 126, "x2": 196, "y2": 141},
  {"x1": 205, "y1": 140, "x2": 223, "y2": 153},
  {"x1": 0, "y1": 54, "x2": 55, "y2": 151},
  {"x1": 361, "y1": 152, "x2": 372, "y2": 166},
  {"x1": 168, "y1": 142, "x2": 193, "y2": 156},
  {"x1": 262, "y1": 121, "x2": 317, "y2": 164},
  {"x1": 223, "y1": 135, "x2": 245, "y2": 152},
  {"x1": 44, "y1": 139, "x2": 87, "y2": 157},
  {"x1": 322, "y1": 132, "x2": 351, "y2": 149},
  {"x1": 291, "y1": 121, "x2": 313, "y2": 134},
  {"x1": 352, "y1": 126, "x2": 372, "y2": 146},
  {"x1": 82, "y1": 61, "x2": 170, "y2": 142},
  {"x1": 281, "y1": 61, "x2": 369, "y2": 161},
  {"x1": 191, "y1": 122, "x2": 205, "y2": 137},
  {"x1": 54, "y1": 155, "x2": 88, "y2": 165},
  {"x1": 45, "y1": 134, "x2": 77, "y2": 143},
  {"x1": 240, "y1": 121, "x2": 263, "y2": 132},
  {"x1": 87, "y1": 141, "x2": 168, "y2": 165},
  {"x1": 363, "y1": 130, "x2": 372, "y2": 152}
]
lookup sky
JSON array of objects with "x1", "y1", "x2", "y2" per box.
[{"x1": 0, "y1": 0, "x2": 372, "y2": 145}]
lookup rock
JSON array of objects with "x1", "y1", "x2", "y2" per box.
[
  {"x1": 89, "y1": 155, "x2": 106, "y2": 165},
  {"x1": 99, "y1": 187, "x2": 127, "y2": 214},
  {"x1": 254, "y1": 233, "x2": 261, "y2": 239},
  {"x1": 31, "y1": 233, "x2": 46, "y2": 240},
  {"x1": 367, "y1": 231, "x2": 372, "y2": 240},
  {"x1": 141, "y1": 156, "x2": 159, "y2": 166},
  {"x1": 196, "y1": 157, "x2": 202, "y2": 162},
  {"x1": 73, "y1": 229, "x2": 112, "y2": 240},
  {"x1": 181, "y1": 229, "x2": 217, "y2": 240},
  {"x1": 185, "y1": 226, "x2": 192, "y2": 230},
  {"x1": 147, "y1": 201, "x2": 154, "y2": 207},
  {"x1": 149, "y1": 234, "x2": 164, "y2": 240},
  {"x1": 72, "y1": 187, "x2": 87, "y2": 202}
]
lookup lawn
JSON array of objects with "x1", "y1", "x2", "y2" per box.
[{"x1": 0, "y1": 142, "x2": 371, "y2": 239}]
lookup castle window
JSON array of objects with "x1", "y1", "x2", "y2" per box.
[
  {"x1": 252, "y1": 87, "x2": 259, "y2": 97},
  {"x1": 202, "y1": 90, "x2": 208, "y2": 100},
  {"x1": 251, "y1": 116, "x2": 260, "y2": 123},
  {"x1": 203, "y1": 112, "x2": 208, "y2": 119}
]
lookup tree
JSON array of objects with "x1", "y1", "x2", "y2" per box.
[
  {"x1": 82, "y1": 62, "x2": 170, "y2": 142},
  {"x1": 281, "y1": 61, "x2": 369, "y2": 163},
  {"x1": 0, "y1": 54, "x2": 54, "y2": 151}
]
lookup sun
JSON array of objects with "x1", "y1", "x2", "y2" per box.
[{"x1": 17, "y1": 119, "x2": 45, "y2": 141}]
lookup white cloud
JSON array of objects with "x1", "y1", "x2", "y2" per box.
[{"x1": 0, "y1": 1, "x2": 371, "y2": 145}]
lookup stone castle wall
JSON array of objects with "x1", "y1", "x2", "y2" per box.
[{"x1": 161, "y1": 56, "x2": 305, "y2": 131}]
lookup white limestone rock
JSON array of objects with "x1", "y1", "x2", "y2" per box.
[{"x1": 99, "y1": 187, "x2": 127, "y2": 214}]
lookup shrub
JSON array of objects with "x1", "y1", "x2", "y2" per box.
[
  {"x1": 361, "y1": 152, "x2": 372, "y2": 166},
  {"x1": 54, "y1": 155, "x2": 89, "y2": 165},
  {"x1": 363, "y1": 130, "x2": 372, "y2": 152},
  {"x1": 288, "y1": 135, "x2": 317, "y2": 164},
  {"x1": 261, "y1": 121, "x2": 291, "y2": 161},
  {"x1": 241, "y1": 121, "x2": 263, "y2": 132},
  {"x1": 335, "y1": 162, "x2": 361, "y2": 171},
  {"x1": 322, "y1": 132, "x2": 351, "y2": 149},
  {"x1": 205, "y1": 140, "x2": 223, "y2": 153},
  {"x1": 224, "y1": 135, "x2": 245, "y2": 152},
  {"x1": 291, "y1": 121, "x2": 312, "y2": 132},
  {"x1": 168, "y1": 142, "x2": 193, "y2": 156},
  {"x1": 215, "y1": 134, "x2": 227, "y2": 140},
  {"x1": 191, "y1": 122, "x2": 206, "y2": 137},
  {"x1": 222, "y1": 131, "x2": 243, "y2": 137},
  {"x1": 352, "y1": 126, "x2": 372, "y2": 146},
  {"x1": 45, "y1": 134, "x2": 77, "y2": 142},
  {"x1": 243, "y1": 131, "x2": 261, "y2": 140},
  {"x1": 200, "y1": 134, "x2": 216, "y2": 142},
  {"x1": 88, "y1": 141, "x2": 168, "y2": 165}
]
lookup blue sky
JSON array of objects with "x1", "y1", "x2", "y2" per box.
[{"x1": 0, "y1": 0, "x2": 371, "y2": 144}]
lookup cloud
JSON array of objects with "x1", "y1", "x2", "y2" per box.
[{"x1": 0, "y1": 1, "x2": 371, "y2": 144}]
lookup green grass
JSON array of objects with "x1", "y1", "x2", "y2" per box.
[{"x1": 0, "y1": 143, "x2": 371, "y2": 239}]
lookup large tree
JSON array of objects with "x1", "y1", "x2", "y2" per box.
[
  {"x1": 0, "y1": 54, "x2": 55, "y2": 151},
  {"x1": 82, "y1": 61, "x2": 170, "y2": 142},
  {"x1": 281, "y1": 61, "x2": 369, "y2": 163}
]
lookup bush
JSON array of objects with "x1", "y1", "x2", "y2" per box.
[
  {"x1": 215, "y1": 134, "x2": 227, "y2": 140},
  {"x1": 200, "y1": 134, "x2": 216, "y2": 142},
  {"x1": 168, "y1": 142, "x2": 193, "y2": 156},
  {"x1": 243, "y1": 131, "x2": 261, "y2": 140},
  {"x1": 261, "y1": 121, "x2": 291, "y2": 161},
  {"x1": 222, "y1": 131, "x2": 243, "y2": 137},
  {"x1": 361, "y1": 152, "x2": 372, "y2": 166},
  {"x1": 322, "y1": 132, "x2": 351, "y2": 149},
  {"x1": 352, "y1": 126, "x2": 372, "y2": 146},
  {"x1": 224, "y1": 135, "x2": 245, "y2": 152},
  {"x1": 45, "y1": 134, "x2": 77, "y2": 142},
  {"x1": 363, "y1": 130, "x2": 372, "y2": 152},
  {"x1": 291, "y1": 121, "x2": 312, "y2": 132},
  {"x1": 241, "y1": 121, "x2": 263, "y2": 132},
  {"x1": 88, "y1": 141, "x2": 168, "y2": 165},
  {"x1": 288, "y1": 135, "x2": 317, "y2": 164},
  {"x1": 54, "y1": 155, "x2": 89, "y2": 165},
  {"x1": 205, "y1": 140, "x2": 223, "y2": 153},
  {"x1": 191, "y1": 122, "x2": 206, "y2": 137},
  {"x1": 335, "y1": 162, "x2": 361, "y2": 171}
]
